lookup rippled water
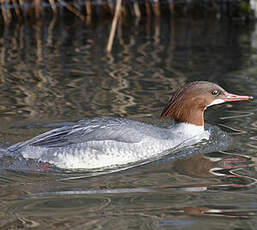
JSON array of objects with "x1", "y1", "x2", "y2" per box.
[{"x1": 0, "y1": 17, "x2": 257, "y2": 229}]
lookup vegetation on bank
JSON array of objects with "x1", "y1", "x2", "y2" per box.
[
  {"x1": 0, "y1": 0, "x2": 254, "y2": 24},
  {"x1": 0, "y1": 0, "x2": 254, "y2": 52}
]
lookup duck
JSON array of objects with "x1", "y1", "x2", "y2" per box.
[{"x1": 7, "y1": 81, "x2": 252, "y2": 169}]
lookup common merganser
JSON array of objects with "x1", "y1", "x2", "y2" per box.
[{"x1": 7, "y1": 81, "x2": 252, "y2": 169}]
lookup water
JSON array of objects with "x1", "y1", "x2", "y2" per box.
[{"x1": 0, "y1": 17, "x2": 257, "y2": 229}]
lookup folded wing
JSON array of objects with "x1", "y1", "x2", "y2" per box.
[{"x1": 8, "y1": 118, "x2": 143, "y2": 151}]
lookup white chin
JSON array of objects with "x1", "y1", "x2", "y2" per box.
[{"x1": 208, "y1": 99, "x2": 225, "y2": 107}]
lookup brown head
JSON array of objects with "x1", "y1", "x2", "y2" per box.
[{"x1": 161, "y1": 81, "x2": 252, "y2": 126}]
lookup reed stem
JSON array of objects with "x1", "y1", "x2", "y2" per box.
[
  {"x1": 153, "y1": 0, "x2": 160, "y2": 17},
  {"x1": 49, "y1": 0, "x2": 57, "y2": 14},
  {"x1": 106, "y1": 0, "x2": 122, "y2": 53},
  {"x1": 57, "y1": 0, "x2": 86, "y2": 20},
  {"x1": 133, "y1": 2, "x2": 141, "y2": 17},
  {"x1": 12, "y1": 0, "x2": 22, "y2": 20}
]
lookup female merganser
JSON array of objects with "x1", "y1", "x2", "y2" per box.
[{"x1": 7, "y1": 81, "x2": 252, "y2": 169}]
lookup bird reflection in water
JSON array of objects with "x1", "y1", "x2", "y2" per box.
[
  {"x1": 173, "y1": 151, "x2": 256, "y2": 191},
  {"x1": 158, "y1": 151, "x2": 257, "y2": 219}
]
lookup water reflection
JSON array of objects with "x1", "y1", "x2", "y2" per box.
[
  {"x1": 0, "y1": 17, "x2": 249, "y2": 125},
  {"x1": 173, "y1": 151, "x2": 256, "y2": 191},
  {"x1": 23, "y1": 151, "x2": 255, "y2": 197}
]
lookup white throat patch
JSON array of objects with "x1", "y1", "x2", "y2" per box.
[
  {"x1": 207, "y1": 99, "x2": 225, "y2": 107},
  {"x1": 172, "y1": 122, "x2": 210, "y2": 142}
]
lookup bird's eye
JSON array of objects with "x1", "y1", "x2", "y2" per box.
[{"x1": 212, "y1": 90, "x2": 219, "y2": 96}]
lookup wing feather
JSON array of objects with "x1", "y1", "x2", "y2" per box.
[{"x1": 9, "y1": 118, "x2": 143, "y2": 151}]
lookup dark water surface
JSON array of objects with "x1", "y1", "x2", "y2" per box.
[{"x1": 0, "y1": 17, "x2": 257, "y2": 229}]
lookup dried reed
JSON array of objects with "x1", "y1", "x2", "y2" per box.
[
  {"x1": 106, "y1": 0, "x2": 122, "y2": 53},
  {"x1": 0, "y1": 0, "x2": 252, "y2": 25},
  {"x1": 0, "y1": 0, "x2": 252, "y2": 54}
]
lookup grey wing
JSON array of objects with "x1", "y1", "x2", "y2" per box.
[{"x1": 8, "y1": 118, "x2": 143, "y2": 151}]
